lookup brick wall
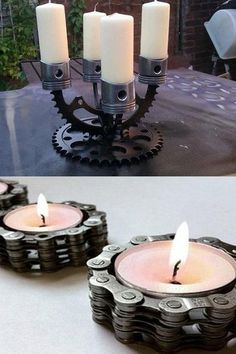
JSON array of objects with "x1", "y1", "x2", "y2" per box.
[
  {"x1": 181, "y1": 0, "x2": 222, "y2": 72},
  {"x1": 85, "y1": 0, "x2": 223, "y2": 72},
  {"x1": 85, "y1": 1, "x2": 180, "y2": 67}
]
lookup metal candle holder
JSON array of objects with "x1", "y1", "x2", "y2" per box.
[
  {"x1": 0, "y1": 201, "x2": 108, "y2": 272},
  {"x1": 40, "y1": 61, "x2": 71, "y2": 90},
  {"x1": 0, "y1": 179, "x2": 28, "y2": 211},
  {"x1": 40, "y1": 57, "x2": 166, "y2": 166},
  {"x1": 138, "y1": 56, "x2": 168, "y2": 85},
  {"x1": 83, "y1": 59, "x2": 101, "y2": 82},
  {"x1": 87, "y1": 234, "x2": 236, "y2": 353},
  {"x1": 101, "y1": 79, "x2": 136, "y2": 114}
]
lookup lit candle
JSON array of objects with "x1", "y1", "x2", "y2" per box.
[
  {"x1": 101, "y1": 13, "x2": 134, "y2": 83},
  {"x1": 36, "y1": 1, "x2": 69, "y2": 64},
  {"x1": 0, "y1": 182, "x2": 8, "y2": 195},
  {"x1": 140, "y1": 0, "x2": 170, "y2": 59},
  {"x1": 115, "y1": 223, "x2": 236, "y2": 295},
  {"x1": 3, "y1": 194, "x2": 83, "y2": 233},
  {"x1": 37, "y1": 193, "x2": 49, "y2": 226},
  {"x1": 83, "y1": 8, "x2": 106, "y2": 60},
  {"x1": 169, "y1": 221, "x2": 189, "y2": 284}
]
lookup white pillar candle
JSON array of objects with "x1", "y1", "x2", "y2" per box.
[
  {"x1": 101, "y1": 13, "x2": 134, "y2": 84},
  {"x1": 140, "y1": 0, "x2": 170, "y2": 59},
  {"x1": 36, "y1": 2, "x2": 69, "y2": 64},
  {"x1": 83, "y1": 11, "x2": 106, "y2": 60}
]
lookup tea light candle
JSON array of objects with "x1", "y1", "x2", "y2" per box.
[
  {"x1": 140, "y1": 0, "x2": 170, "y2": 59},
  {"x1": 0, "y1": 182, "x2": 8, "y2": 195},
  {"x1": 83, "y1": 10, "x2": 106, "y2": 60},
  {"x1": 101, "y1": 13, "x2": 134, "y2": 83},
  {"x1": 3, "y1": 194, "x2": 83, "y2": 233},
  {"x1": 36, "y1": 1, "x2": 69, "y2": 64},
  {"x1": 115, "y1": 223, "x2": 236, "y2": 295}
]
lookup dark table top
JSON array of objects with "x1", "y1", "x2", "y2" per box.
[{"x1": 1, "y1": 68, "x2": 236, "y2": 176}]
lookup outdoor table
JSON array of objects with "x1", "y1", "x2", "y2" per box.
[{"x1": 0, "y1": 59, "x2": 236, "y2": 176}]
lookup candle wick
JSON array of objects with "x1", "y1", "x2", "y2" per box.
[
  {"x1": 172, "y1": 259, "x2": 181, "y2": 278},
  {"x1": 40, "y1": 214, "x2": 46, "y2": 226},
  {"x1": 94, "y1": 2, "x2": 99, "y2": 11},
  {"x1": 170, "y1": 260, "x2": 182, "y2": 285}
]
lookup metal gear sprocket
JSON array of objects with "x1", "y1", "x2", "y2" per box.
[
  {"x1": 52, "y1": 120, "x2": 163, "y2": 166},
  {"x1": 51, "y1": 84, "x2": 158, "y2": 134}
]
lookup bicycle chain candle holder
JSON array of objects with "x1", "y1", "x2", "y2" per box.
[
  {"x1": 40, "y1": 57, "x2": 167, "y2": 166},
  {"x1": 87, "y1": 234, "x2": 236, "y2": 353},
  {"x1": 0, "y1": 200, "x2": 108, "y2": 272},
  {"x1": 0, "y1": 179, "x2": 28, "y2": 211}
]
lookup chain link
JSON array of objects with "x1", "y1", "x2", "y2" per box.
[
  {"x1": 87, "y1": 235, "x2": 236, "y2": 352},
  {"x1": 0, "y1": 180, "x2": 108, "y2": 272}
]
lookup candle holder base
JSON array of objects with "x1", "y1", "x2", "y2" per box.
[
  {"x1": 87, "y1": 235, "x2": 236, "y2": 353},
  {"x1": 138, "y1": 56, "x2": 168, "y2": 86},
  {"x1": 52, "y1": 122, "x2": 163, "y2": 166},
  {"x1": 41, "y1": 61, "x2": 71, "y2": 91},
  {"x1": 51, "y1": 84, "x2": 163, "y2": 166},
  {"x1": 101, "y1": 80, "x2": 136, "y2": 114},
  {"x1": 0, "y1": 201, "x2": 108, "y2": 272}
]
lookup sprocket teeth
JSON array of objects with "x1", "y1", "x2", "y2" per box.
[
  {"x1": 51, "y1": 85, "x2": 158, "y2": 134},
  {"x1": 52, "y1": 123, "x2": 163, "y2": 166},
  {"x1": 51, "y1": 90, "x2": 103, "y2": 135}
]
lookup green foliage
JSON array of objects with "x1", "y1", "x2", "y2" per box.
[
  {"x1": 67, "y1": 0, "x2": 85, "y2": 57},
  {"x1": 0, "y1": 0, "x2": 86, "y2": 90},
  {"x1": 0, "y1": 0, "x2": 38, "y2": 89}
]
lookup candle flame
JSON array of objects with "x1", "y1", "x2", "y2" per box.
[
  {"x1": 169, "y1": 221, "x2": 189, "y2": 269},
  {"x1": 37, "y1": 194, "x2": 49, "y2": 222}
]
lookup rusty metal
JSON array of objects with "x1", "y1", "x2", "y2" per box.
[{"x1": 87, "y1": 235, "x2": 236, "y2": 353}]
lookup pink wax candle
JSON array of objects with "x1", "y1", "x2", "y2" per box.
[
  {"x1": 115, "y1": 224, "x2": 236, "y2": 296},
  {"x1": 0, "y1": 182, "x2": 8, "y2": 195},
  {"x1": 3, "y1": 194, "x2": 83, "y2": 233}
]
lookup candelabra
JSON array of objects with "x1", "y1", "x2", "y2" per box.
[
  {"x1": 40, "y1": 57, "x2": 167, "y2": 166},
  {"x1": 87, "y1": 235, "x2": 236, "y2": 352}
]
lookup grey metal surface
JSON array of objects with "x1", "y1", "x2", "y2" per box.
[
  {"x1": 87, "y1": 235, "x2": 236, "y2": 352},
  {"x1": 138, "y1": 56, "x2": 168, "y2": 85},
  {"x1": 0, "y1": 194, "x2": 108, "y2": 272},
  {"x1": 0, "y1": 179, "x2": 28, "y2": 209},
  {"x1": 101, "y1": 79, "x2": 136, "y2": 114},
  {"x1": 83, "y1": 59, "x2": 101, "y2": 82},
  {"x1": 40, "y1": 61, "x2": 71, "y2": 91}
]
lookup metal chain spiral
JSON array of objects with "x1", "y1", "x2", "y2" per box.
[
  {"x1": 0, "y1": 200, "x2": 108, "y2": 272},
  {"x1": 87, "y1": 235, "x2": 236, "y2": 353}
]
